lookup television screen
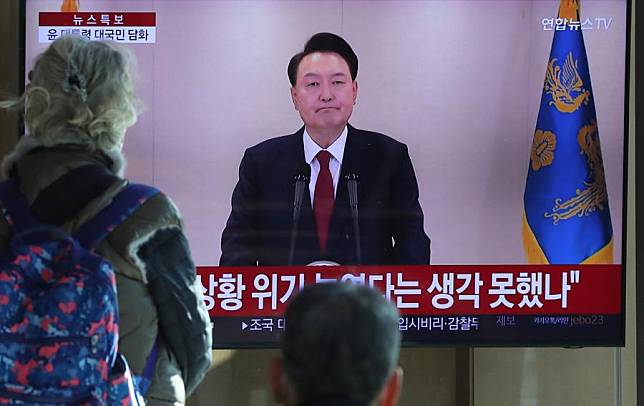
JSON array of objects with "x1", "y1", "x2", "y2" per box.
[{"x1": 25, "y1": 0, "x2": 629, "y2": 347}]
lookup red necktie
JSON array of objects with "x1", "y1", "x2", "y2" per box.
[{"x1": 314, "y1": 150, "x2": 334, "y2": 253}]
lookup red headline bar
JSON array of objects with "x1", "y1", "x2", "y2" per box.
[
  {"x1": 196, "y1": 264, "x2": 622, "y2": 317},
  {"x1": 39, "y1": 12, "x2": 156, "y2": 27}
]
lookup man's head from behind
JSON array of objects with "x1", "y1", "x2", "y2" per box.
[{"x1": 271, "y1": 282, "x2": 403, "y2": 406}]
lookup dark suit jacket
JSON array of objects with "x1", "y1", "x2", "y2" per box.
[{"x1": 220, "y1": 124, "x2": 430, "y2": 266}]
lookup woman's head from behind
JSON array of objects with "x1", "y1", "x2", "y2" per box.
[{"x1": 9, "y1": 35, "x2": 139, "y2": 152}]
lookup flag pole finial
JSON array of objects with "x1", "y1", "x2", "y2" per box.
[
  {"x1": 558, "y1": 0, "x2": 579, "y2": 20},
  {"x1": 60, "y1": 0, "x2": 79, "y2": 12}
]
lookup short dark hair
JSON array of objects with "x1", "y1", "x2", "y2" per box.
[
  {"x1": 287, "y1": 32, "x2": 359, "y2": 86},
  {"x1": 281, "y1": 282, "x2": 400, "y2": 405}
]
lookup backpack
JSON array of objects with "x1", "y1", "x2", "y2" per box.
[{"x1": 0, "y1": 178, "x2": 159, "y2": 405}]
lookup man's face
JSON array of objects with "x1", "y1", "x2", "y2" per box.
[{"x1": 290, "y1": 52, "x2": 358, "y2": 136}]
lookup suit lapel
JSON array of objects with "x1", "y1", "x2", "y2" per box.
[
  {"x1": 282, "y1": 128, "x2": 322, "y2": 263},
  {"x1": 275, "y1": 128, "x2": 307, "y2": 212},
  {"x1": 326, "y1": 125, "x2": 370, "y2": 260},
  {"x1": 291, "y1": 125, "x2": 371, "y2": 264}
]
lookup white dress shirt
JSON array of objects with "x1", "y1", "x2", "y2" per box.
[{"x1": 303, "y1": 126, "x2": 347, "y2": 206}]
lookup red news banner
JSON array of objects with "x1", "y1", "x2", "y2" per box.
[
  {"x1": 38, "y1": 12, "x2": 156, "y2": 26},
  {"x1": 196, "y1": 265, "x2": 621, "y2": 317},
  {"x1": 38, "y1": 12, "x2": 156, "y2": 43}
]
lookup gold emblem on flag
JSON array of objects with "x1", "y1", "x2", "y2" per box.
[
  {"x1": 545, "y1": 52, "x2": 590, "y2": 113},
  {"x1": 545, "y1": 121, "x2": 608, "y2": 225},
  {"x1": 530, "y1": 130, "x2": 556, "y2": 171}
]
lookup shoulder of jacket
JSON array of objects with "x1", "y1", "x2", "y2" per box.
[
  {"x1": 100, "y1": 187, "x2": 186, "y2": 283},
  {"x1": 246, "y1": 130, "x2": 302, "y2": 156},
  {"x1": 348, "y1": 125, "x2": 405, "y2": 148}
]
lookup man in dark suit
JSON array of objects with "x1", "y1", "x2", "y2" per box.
[{"x1": 220, "y1": 32, "x2": 430, "y2": 266}]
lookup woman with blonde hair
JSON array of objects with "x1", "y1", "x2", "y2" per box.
[{"x1": 0, "y1": 35, "x2": 212, "y2": 405}]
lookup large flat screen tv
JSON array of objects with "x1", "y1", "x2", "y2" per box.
[{"x1": 24, "y1": 0, "x2": 630, "y2": 348}]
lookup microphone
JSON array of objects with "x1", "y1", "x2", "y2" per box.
[
  {"x1": 288, "y1": 164, "x2": 311, "y2": 265},
  {"x1": 345, "y1": 173, "x2": 361, "y2": 264}
]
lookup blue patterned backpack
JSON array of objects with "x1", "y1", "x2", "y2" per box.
[{"x1": 0, "y1": 178, "x2": 159, "y2": 405}]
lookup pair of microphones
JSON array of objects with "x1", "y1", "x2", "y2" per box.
[{"x1": 288, "y1": 164, "x2": 361, "y2": 266}]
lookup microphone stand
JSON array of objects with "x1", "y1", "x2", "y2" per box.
[
  {"x1": 345, "y1": 173, "x2": 361, "y2": 264},
  {"x1": 288, "y1": 170, "x2": 310, "y2": 266}
]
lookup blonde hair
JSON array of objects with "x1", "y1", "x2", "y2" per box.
[{"x1": 0, "y1": 35, "x2": 140, "y2": 152}]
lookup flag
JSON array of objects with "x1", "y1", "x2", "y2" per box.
[{"x1": 522, "y1": 0, "x2": 613, "y2": 264}]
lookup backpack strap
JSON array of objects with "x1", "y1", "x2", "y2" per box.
[
  {"x1": 0, "y1": 178, "x2": 41, "y2": 233},
  {"x1": 77, "y1": 183, "x2": 162, "y2": 395},
  {"x1": 0, "y1": 178, "x2": 160, "y2": 251},
  {"x1": 0, "y1": 164, "x2": 120, "y2": 234},
  {"x1": 74, "y1": 183, "x2": 160, "y2": 251},
  {"x1": 135, "y1": 337, "x2": 159, "y2": 395},
  {"x1": 31, "y1": 164, "x2": 120, "y2": 226}
]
